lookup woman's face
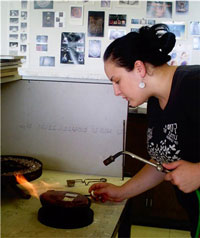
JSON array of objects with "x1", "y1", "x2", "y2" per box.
[{"x1": 104, "y1": 60, "x2": 147, "y2": 107}]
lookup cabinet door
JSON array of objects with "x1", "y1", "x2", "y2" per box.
[{"x1": 124, "y1": 113, "x2": 149, "y2": 176}]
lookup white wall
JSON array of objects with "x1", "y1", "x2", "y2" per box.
[
  {"x1": 0, "y1": 1, "x2": 9, "y2": 55},
  {"x1": 1, "y1": 0, "x2": 200, "y2": 82},
  {"x1": 1, "y1": 80, "x2": 128, "y2": 176}
]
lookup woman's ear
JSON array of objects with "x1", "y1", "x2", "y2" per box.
[{"x1": 134, "y1": 60, "x2": 146, "y2": 78}]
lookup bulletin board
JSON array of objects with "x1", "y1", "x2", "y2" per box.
[{"x1": 1, "y1": 0, "x2": 200, "y2": 83}]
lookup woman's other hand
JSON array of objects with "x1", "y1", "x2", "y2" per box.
[
  {"x1": 163, "y1": 160, "x2": 200, "y2": 193},
  {"x1": 88, "y1": 182, "x2": 125, "y2": 203}
]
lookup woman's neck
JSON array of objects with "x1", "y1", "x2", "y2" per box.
[{"x1": 149, "y1": 64, "x2": 178, "y2": 110}]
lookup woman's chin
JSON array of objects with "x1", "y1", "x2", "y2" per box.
[
  {"x1": 129, "y1": 101, "x2": 142, "y2": 108},
  {"x1": 129, "y1": 102, "x2": 136, "y2": 107}
]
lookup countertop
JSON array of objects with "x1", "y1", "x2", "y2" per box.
[{"x1": 1, "y1": 169, "x2": 129, "y2": 238}]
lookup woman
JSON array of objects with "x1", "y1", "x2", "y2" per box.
[{"x1": 89, "y1": 24, "x2": 200, "y2": 238}]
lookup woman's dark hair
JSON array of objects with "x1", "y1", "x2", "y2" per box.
[{"x1": 103, "y1": 24, "x2": 176, "y2": 71}]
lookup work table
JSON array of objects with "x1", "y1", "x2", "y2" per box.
[{"x1": 2, "y1": 170, "x2": 129, "y2": 238}]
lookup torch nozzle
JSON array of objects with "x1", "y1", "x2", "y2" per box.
[
  {"x1": 103, "y1": 151, "x2": 123, "y2": 166},
  {"x1": 103, "y1": 156, "x2": 115, "y2": 166}
]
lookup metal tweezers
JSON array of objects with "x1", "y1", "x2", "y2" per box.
[{"x1": 66, "y1": 178, "x2": 107, "y2": 187}]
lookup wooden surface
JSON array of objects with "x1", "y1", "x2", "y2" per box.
[{"x1": 1, "y1": 170, "x2": 129, "y2": 238}]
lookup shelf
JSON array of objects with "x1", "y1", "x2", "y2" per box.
[
  {"x1": 1, "y1": 75, "x2": 22, "y2": 84},
  {"x1": 0, "y1": 55, "x2": 24, "y2": 84}
]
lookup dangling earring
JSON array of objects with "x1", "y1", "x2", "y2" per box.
[{"x1": 139, "y1": 81, "x2": 146, "y2": 89}]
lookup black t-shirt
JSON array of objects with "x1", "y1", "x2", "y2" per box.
[
  {"x1": 146, "y1": 65, "x2": 200, "y2": 237},
  {"x1": 147, "y1": 65, "x2": 200, "y2": 164}
]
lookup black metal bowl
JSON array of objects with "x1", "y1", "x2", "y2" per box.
[{"x1": 1, "y1": 155, "x2": 43, "y2": 185}]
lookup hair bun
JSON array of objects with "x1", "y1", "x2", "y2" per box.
[
  {"x1": 160, "y1": 32, "x2": 176, "y2": 54},
  {"x1": 150, "y1": 24, "x2": 176, "y2": 54},
  {"x1": 139, "y1": 26, "x2": 154, "y2": 42},
  {"x1": 138, "y1": 24, "x2": 176, "y2": 58},
  {"x1": 103, "y1": 23, "x2": 176, "y2": 69}
]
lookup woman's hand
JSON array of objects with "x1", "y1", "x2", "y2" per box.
[
  {"x1": 88, "y1": 162, "x2": 167, "y2": 203},
  {"x1": 88, "y1": 182, "x2": 125, "y2": 203},
  {"x1": 163, "y1": 160, "x2": 200, "y2": 193}
]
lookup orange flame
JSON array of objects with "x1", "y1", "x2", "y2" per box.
[
  {"x1": 15, "y1": 174, "x2": 63, "y2": 199},
  {"x1": 15, "y1": 174, "x2": 39, "y2": 199}
]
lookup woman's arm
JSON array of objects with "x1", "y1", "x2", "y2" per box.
[
  {"x1": 122, "y1": 159, "x2": 165, "y2": 199},
  {"x1": 89, "y1": 159, "x2": 166, "y2": 202}
]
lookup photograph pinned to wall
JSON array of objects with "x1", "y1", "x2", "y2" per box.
[
  {"x1": 193, "y1": 37, "x2": 200, "y2": 50},
  {"x1": 20, "y1": 33, "x2": 27, "y2": 43},
  {"x1": 9, "y1": 26, "x2": 19, "y2": 33},
  {"x1": 10, "y1": 18, "x2": 19, "y2": 24},
  {"x1": 21, "y1": 11, "x2": 28, "y2": 21},
  {"x1": 163, "y1": 22, "x2": 186, "y2": 40},
  {"x1": 36, "y1": 35, "x2": 48, "y2": 52},
  {"x1": 131, "y1": 28, "x2": 139, "y2": 32},
  {"x1": 9, "y1": 42, "x2": 19, "y2": 55},
  {"x1": 109, "y1": 14, "x2": 126, "y2": 27},
  {"x1": 131, "y1": 18, "x2": 155, "y2": 25},
  {"x1": 20, "y1": 44, "x2": 27, "y2": 53},
  {"x1": 131, "y1": 18, "x2": 140, "y2": 24},
  {"x1": 69, "y1": 6, "x2": 83, "y2": 25},
  {"x1": 88, "y1": 11, "x2": 105, "y2": 37},
  {"x1": 117, "y1": 0, "x2": 140, "y2": 7},
  {"x1": 36, "y1": 44, "x2": 48, "y2": 51},
  {"x1": 9, "y1": 42, "x2": 18, "y2": 50},
  {"x1": 21, "y1": 22, "x2": 27, "y2": 32},
  {"x1": 42, "y1": 12, "x2": 55, "y2": 27},
  {"x1": 190, "y1": 21, "x2": 200, "y2": 35},
  {"x1": 10, "y1": 10, "x2": 19, "y2": 17},
  {"x1": 36, "y1": 35, "x2": 48, "y2": 43},
  {"x1": 169, "y1": 42, "x2": 191, "y2": 66},
  {"x1": 139, "y1": 18, "x2": 148, "y2": 25},
  {"x1": 40, "y1": 56, "x2": 55, "y2": 66},
  {"x1": 60, "y1": 32, "x2": 85, "y2": 64},
  {"x1": 34, "y1": 0, "x2": 53, "y2": 9},
  {"x1": 21, "y1": 1, "x2": 28, "y2": 9},
  {"x1": 146, "y1": 1, "x2": 172, "y2": 18},
  {"x1": 148, "y1": 19, "x2": 156, "y2": 25},
  {"x1": 108, "y1": 29, "x2": 126, "y2": 40},
  {"x1": 9, "y1": 34, "x2": 18, "y2": 41},
  {"x1": 88, "y1": 40, "x2": 101, "y2": 58},
  {"x1": 55, "y1": 12, "x2": 65, "y2": 27},
  {"x1": 176, "y1": 0, "x2": 189, "y2": 14},
  {"x1": 20, "y1": 43, "x2": 28, "y2": 62},
  {"x1": 101, "y1": 0, "x2": 111, "y2": 8}
]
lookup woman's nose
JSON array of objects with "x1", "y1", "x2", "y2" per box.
[{"x1": 113, "y1": 83, "x2": 121, "y2": 96}]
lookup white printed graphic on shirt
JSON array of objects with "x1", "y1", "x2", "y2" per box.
[{"x1": 147, "y1": 123, "x2": 181, "y2": 164}]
